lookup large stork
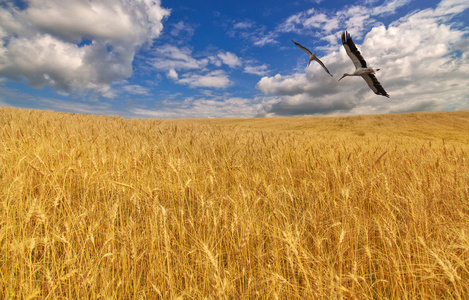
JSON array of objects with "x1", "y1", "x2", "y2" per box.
[
  {"x1": 292, "y1": 40, "x2": 333, "y2": 77},
  {"x1": 339, "y1": 31, "x2": 389, "y2": 98}
]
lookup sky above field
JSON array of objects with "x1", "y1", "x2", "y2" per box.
[{"x1": 1, "y1": 0, "x2": 468, "y2": 118}]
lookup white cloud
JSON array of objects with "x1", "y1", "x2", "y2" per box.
[
  {"x1": 167, "y1": 69, "x2": 179, "y2": 80},
  {"x1": 257, "y1": 93, "x2": 357, "y2": 117},
  {"x1": 277, "y1": 0, "x2": 411, "y2": 41},
  {"x1": 373, "y1": 0, "x2": 411, "y2": 15},
  {"x1": 228, "y1": 0, "x2": 411, "y2": 48},
  {"x1": 228, "y1": 19, "x2": 279, "y2": 47},
  {"x1": 233, "y1": 20, "x2": 255, "y2": 29},
  {"x1": 257, "y1": 0, "x2": 469, "y2": 116},
  {"x1": 131, "y1": 96, "x2": 263, "y2": 118},
  {"x1": 150, "y1": 44, "x2": 207, "y2": 71},
  {"x1": 21, "y1": 0, "x2": 143, "y2": 42},
  {"x1": 0, "y1": 0, "x2": 170, "y2": 97},
  {"x1": 178, "y1": 70, "x2": 232, "y2": 89},
  {"x1": 435, "y1": 0, "x2": 469, "y2": 17},
  {"x1": 208, "y1": 55, "x2": 223, "y2": 67},
  {"x1": 278, "y1": 9, "x2": 340, "y2": 35},
  {"x1": 244, "y1": 64, "x2": 269, "y2": 76},
  {"x1": 148, "y1": 43, "x2": 237, "y2": 89},
  {"x1": 151, "y1": 46, "x2": 261, "y2": 88},
  {"x1": 170, "y1": 20, "x2": 195, "y2": 38},
  {"x1": 253, "y1": 32, "x2": 278, "y2": 47},
  {"x1": 217, "y1": 51, "x2": 242, "y2": 68},
  {"x1": 122, "y1": 85, "x2": 152, "y2": 96}
]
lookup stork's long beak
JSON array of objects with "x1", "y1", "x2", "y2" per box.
[{"x1": 338, "y1": 74, "x2": 346, "y2": 81}]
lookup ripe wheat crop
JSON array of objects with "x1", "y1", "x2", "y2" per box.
[{"x1": 1, "y1": 107, "x2": 469, "y2": 299}]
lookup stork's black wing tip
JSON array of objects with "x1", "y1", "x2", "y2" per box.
[
  {"x1": 341, "y1": 31, "x2": 350, "y2": 44},
  {"x1": 345, "y1": 31, "x2": 351, "y2": 41}
]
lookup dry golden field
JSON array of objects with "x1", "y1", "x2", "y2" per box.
[{"x1": 1, "y1": 107, "x2": 469, "y2": 299}]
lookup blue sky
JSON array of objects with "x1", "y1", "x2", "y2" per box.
[{"x1": 1, "y1": 0, "x2": 468, "y2": 118}]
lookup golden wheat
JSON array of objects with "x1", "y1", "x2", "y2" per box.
[{"x1": 1, "y1": 107, "x2": 469, "y2": 299}]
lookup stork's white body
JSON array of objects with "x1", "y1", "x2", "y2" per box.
[
  {"x1": 349, "y1": 67, "x2": 377, "y2": 76},
  {"x1": 340, "y1": 31, "x2": 389, "y2": 98}
]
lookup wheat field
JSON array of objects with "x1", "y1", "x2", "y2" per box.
[{"x1": 1, "y1": 107, "x2": 468, "y2": 299}]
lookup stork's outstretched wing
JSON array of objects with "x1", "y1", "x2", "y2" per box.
[
  {"x1": 292, "y1": 40, "x2": 312, "y2": 55},
  {"x1": 362, "y1": 74, "x2": 390, "y2": 98},
  {"x1": 313, "y1": 57, "x2": 333, "y2": 77},
  {"x1": 341, "y1": 31, "x2": 367, "y2": 69},
  {"x1": 292, "y1": 40, "x2": 333, "y2": 76}
]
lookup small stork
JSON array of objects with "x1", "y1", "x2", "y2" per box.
[
  {"x1": 339, "y1": 31, "x2": 389, "y2": 98},
  {"x1": 292, "y1": 40, "x2": 333, "y2": 77}
]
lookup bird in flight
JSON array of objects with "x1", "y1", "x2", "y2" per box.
[
  {"x1": 292, "y1": 40, "x2": 333, "y2": 77},
  {"x1": 338, "y1": 31, "x2": 389, "y2": 97}
]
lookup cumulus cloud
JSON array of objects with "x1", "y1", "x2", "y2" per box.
[
  {"x1": 259, "y1": 94, "x2": 357, "y2": 117},
  {"x1": 149, "y1": 45, "x2": 237, "y2": 89},
  {"x1": 0, "y1": 0, "x2": 170, "y2": 97},
  {"x1": 256, "y1": 71, "x2": 355, "y2": 116},
  {"x1": 257, "y1": 0, "x2": 469, "y2": 117},
  {"x1": 150, "y1": 44, "x2": 267, "y2": 90}
]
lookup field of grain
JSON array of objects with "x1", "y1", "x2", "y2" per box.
[{"x1": 1, "y1": 107, "x2": 469, "y2": 299}]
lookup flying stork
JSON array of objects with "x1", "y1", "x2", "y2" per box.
[
  {"x1": 292, "y1": 40, "x2": 333, "y2": 77},
  {"x1": 339, "y1": 31, "x2": 389, "y2": 98}
]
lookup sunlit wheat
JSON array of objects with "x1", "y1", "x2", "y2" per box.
[{"x1": 1, "y1": 107, "x2": 468, "y2": 299}]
